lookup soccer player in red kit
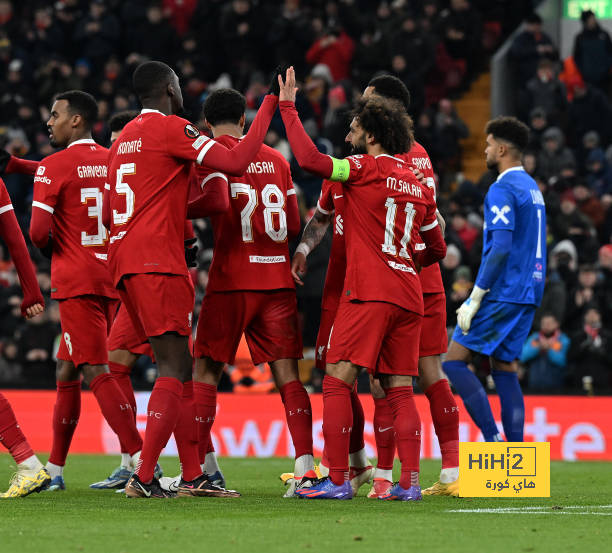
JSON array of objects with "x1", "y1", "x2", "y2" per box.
[
  {"x1": 108, "y1": 61, "x2": 277, "y2": 498},
  {"x1": 29, "y1": 91, "x2": 144, "y2": 491},
  {"x1": 0, "y1": 178, "x2": 50, "y2": 498},
  {"x1": 190, "y1": 88, "x2": 314, "y2": 497},
  {"x1": 278, "y1": 68, "x2": 446, "y2": 500},
  {"x1": 288, "y1": 76, "x2": 459, "y2": 497}
]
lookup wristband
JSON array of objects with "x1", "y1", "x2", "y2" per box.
[{"x1": 296, "y1": 243, "x2": 311, "y2": 257}]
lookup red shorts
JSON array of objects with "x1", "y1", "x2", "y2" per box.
[
  {"x1": 419, "y1": 292, "x2": 448, "y2": 357},
  {"x1": 326, "y1": 299, "x2": 422, "y2": 376},
  {"x1": 118, "y1": 273, "x2": 194, "y2": 340},
  {"x1": 57, "y1": 296, "x2": 119, "y2": 366},
  {"x1": 194, "y1": 290, "x2": 302, "y2": 365},
  {"x1": 108, "y1": 302, "x2": 154, "y2": 357},
  {"x1": 315, "y1": 304, "x2": 339, "y2": 370}
]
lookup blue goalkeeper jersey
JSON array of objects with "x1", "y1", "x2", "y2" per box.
[{"x1": 478, "y1": 166, "x2": 546, "y2": 306}]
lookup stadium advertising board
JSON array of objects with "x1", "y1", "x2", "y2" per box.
[{"x1": 2, "y1": 391, "x2": 610, "y2": 461}]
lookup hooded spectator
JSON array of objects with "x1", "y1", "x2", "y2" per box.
[
  {"x1": 586, "y1": 148, "x2": 612, "y2": 200},
  {"x1": 573, "y1": 10, "x2": 612, "y2": 90},
  {"x1": 536, "y1": 127, "x2": 576, "y2": 183}
]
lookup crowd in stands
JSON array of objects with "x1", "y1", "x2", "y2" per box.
[{"x1": 2, "y1": 1, "x2": 610, "y2": 394}]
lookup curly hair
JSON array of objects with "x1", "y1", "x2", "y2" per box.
[
  {"x1": 352, "y1": 96, "x2": 414, "y2": 155},
  {"x1": 485, "y1": 116, "x2": 530, "y2": 153}
]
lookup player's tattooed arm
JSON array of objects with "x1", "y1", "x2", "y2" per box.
[{"x1": 291, "y1": 208, "x2": 332, "y2": 286}]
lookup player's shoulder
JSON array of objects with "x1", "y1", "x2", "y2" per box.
[{"x1": 166, "y1": 114, "x2": 201, "y2": 138}]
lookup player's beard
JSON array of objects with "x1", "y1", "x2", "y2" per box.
[
  {"x1": 351, "y1": 137, "x2": 367, "y2": 155},
  {"x1": 486, "y1": 156, "x2": 499, "y2": 172}
]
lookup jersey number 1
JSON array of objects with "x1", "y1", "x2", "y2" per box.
[
  {"x1": 231, "y1": 183, "x2": 287, "y2": 242},
  {"x1": 382, "y1": 197, "x2": 416, "y2": 259}
]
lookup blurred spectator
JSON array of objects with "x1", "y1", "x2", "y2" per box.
[
  {"x1": 434, "y1": 98, "x2": 469, "y2": 176},
  {"x1": 549, "y1": 239, "x2": 578, "y2": 290},
  {"x1": 585, "y1": 148, "x2": 612, "y2": 202},
  {"x1": 568, "y1": 307, "x2": 612, "y2": 392},
  {"x1": 568, "y1": 83, "x2": 612, "y2": 148},
  {"x1": 536, "y1": 127, "x2": 576, "y2": 184},
  {"x1": 552, "y1": 192, "x2": 599, "y2": 263},
  {"x1": 534, "y1": 270, "x2": 567, "y2": 328},
  {"x1": 572, "y1": 182, "x2": 606, "y2": 230},
  {"x1": 526, "y1": 107, "x2": 550, "y2": 153},
  {"x1": 521, "y1": 58, "x2": 567, "y2": 126},
  {"x1": 572, "y1": 10, "x2": 612, "y2": 91},
  {"x1": 565, "y1": 264, "x2": 604, "y2": 331},
  {"x1": 445, "y1": 264, "x2": 472, "y2": 329},
  {"x1": 73, "y1": 0, "x2": 120, "y2": 71},
  {"x1": 305, "y1": 24, "x2": 354, "y2": 82},
  {"x1": 123, "y1": 2, "x2": 178, "y2": 64},
  {"x1": 520, "y1": 313, "x2": 570, "y2": 391},
  {"x1": 509, "y1": 13, "x2": 557, "y2": 84},
  {"x1": 352, "y1": 25, "x2": 390, "y2": 89}
]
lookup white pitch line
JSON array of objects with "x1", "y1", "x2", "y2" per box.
[{"x1": 447, "y1": 506, "x2": 612, "y2": 516}]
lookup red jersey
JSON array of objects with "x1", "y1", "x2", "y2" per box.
[
  {"x1": 106, "y1": 110, "x2": 214, "y2": 284},
  {"x1": 317, "y1": 179, "x2": 346, "y2": 310},
  {"x1": 32, "y1": 139, "x2": 116, "y2": 300},
  {"x1": 198, "y1": 135, "x2": 298, "y2": 292},
  {"x1": 339, "y1": 154, "x2": 438, "y2": 315},
  {"x1": 398, "y1": 143, "x2": 444, "y2": 294}
]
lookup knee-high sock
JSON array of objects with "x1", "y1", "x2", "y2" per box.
[
  {"x1": 173, "y1": 381, "x2": 201, "y2": 481},
  {"x1": 279, "y1": 380, "x2": 313, "y2": 460},
  {"x1": 90, "y1": 373, "x2": 142, "y2": 456},
  {"x1": 425, "y1": 379, "x2": 459, "y2": 468},
  {"x1": 491, "y1": 370, "x2": 524, "y2": 441},
  {"x1": 135, "y1": 377, "x2": 182, "y2": 483},
  {"x1": 193, "y1": 381, "x2": 217, "y2": 464},
  {"x1": 384, "y1": 386, "x2": 421, "y2": 489},
  {"x1": 0, "y1": 392, "x2": 35, "y2": 464},
  {"x1": 373, "y1": 397, "x2": 395, "y2": 470},
  {"x1": 443, "y1": 360, "x2": 499, "y2": 441},
  {"x1": 349, "y1": 383, "x2": 365, "y2": 455},
  {"x1": 322, "y1": 375, "x2": 352, "y2": 486},
  {"x1": 109, "y1": 361, "x2": 136, "y2": 454},
  {"x1": 48, "y1": 380, "x2": 81, "y2": 467}
]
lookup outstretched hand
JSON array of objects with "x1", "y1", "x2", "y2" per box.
[{"x1": 278, "y1": 66, "x2": 298, "y2": 103}]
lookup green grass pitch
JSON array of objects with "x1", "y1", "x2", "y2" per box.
[{"x1": 1, "y1": 455, "x2": 611, "y2": 553}]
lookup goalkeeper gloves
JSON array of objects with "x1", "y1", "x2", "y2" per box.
[{"x1": 456, "y1": 285, "x2": 488, "y2": 334}]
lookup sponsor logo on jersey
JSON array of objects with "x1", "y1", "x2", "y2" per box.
[
  {"x1": 34, "y1": 175, "x2": 52, "y2": 185},
  {"x1": 192, "y1": 135, "x2": 207, "y2": 150},
  {"x1": 491, "y1": 204, "x2": 511, "y2": 224},
  {"x1": 411, "y1": 157, "x2": 432, "y2": 170},
  {"x1": 387, "y1": 260, "x2": 416, "y2": 274},
  {"x1": 37, "y1": 166, "x2": 46, "y2": 176},
  {"x1": 249, "y1": 255, "x2": 286, "y2": 264},
  {"x1": 184, "y1": 124, "x2": 200, "y2": 139}
]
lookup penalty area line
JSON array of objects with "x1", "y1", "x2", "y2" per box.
[{"x1": 447, "y1": 506, "x2": 612, "y2": 516}]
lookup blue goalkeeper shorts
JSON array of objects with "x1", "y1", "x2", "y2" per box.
[{"x1": 452, "y1": 299, "x2": 536, "y2": 362}]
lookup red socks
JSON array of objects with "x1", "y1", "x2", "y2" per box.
[
  {"x1": 109, "y1": 362, "x2": 136, "y2": 455},
  {"x1": 193, "y1": 381, "x2": 217, "y2": 463},
  {"x1": 172, "y1": 381, "x2": 202, "y2": 482},
  {"x1": 0, "y1": 392, "x2": 34, "y2": 464},
  {"x1": 90, "y1": 373, "x2": 142, "y2": 456},
  {"x1": 136, "y1": 377, "x2": 182, "y2": 483},
  {"x1": 198, "y1": 435, "x2": 214, "y2": 465},
  {"x1": 384, "y1": 386, "x2": 421, "y2": 489},
  {"x1": 373, "y1": 397, "x2": 396, "y2": 471},
  {"x1": 322, "y1": 375, "x2": 352, "y2": 486},
  {"x1": 425, "y1": 379, "x2": 459, "y2": 469},
  {"x1": 349, "y1": 383, "x2": 365, "y2": 454},
  {"x1": 48, "y1": 380, "x2": 81, "y2": 466},
  {"x1": 279, "y1": 380, "x2": 313, "y2": 459}
]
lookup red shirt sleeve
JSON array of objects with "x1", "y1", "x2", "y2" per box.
[
  {"x1": 30, "y1": 157, "x2": 61, "y2": 247},
  {"x1": 183, "y1": 219, "x2": 195, "y2": 241},
  {"x1": 195, "y1": 95, "x2": 278, "y2": 176},
  {"x1": 6, "y1": 156, "x2": 39, "y2": 176},
  {"x1": 317, "y1": 180, "x2": 335, "y2": 214},
  {"x1": 416, "y1": 199, "x2": 446, "y2": 266},
  {"x1": 286, "y1": 166, "x2": 300, "y2": 240},
  {"x1": 0, "y1": 180, "x2": 44, "y2": 315},
  {"x1": 279, "y1": 101, "x2": 334, "y2": 178},
  {"x1": 187, "y1": 167, "x2": 230, "y2": 219}
]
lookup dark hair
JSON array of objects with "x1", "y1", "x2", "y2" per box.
[
  {"x1": 54, "y1": 90, "x2": 98, "y2": 130},
  {"x1": 581, "y1": 9, "x2": 595, "y2": 23},
  {"x1": 132, "y1": 61, "x2": 174, "y2": 101},
  {"x1": 485, "y1": 116, "x2": 529, "y2": 153},
  {"x1": 367, "y1": 74, "x2": 410, "y2": 112},
  {"x1": 352, "y1": 96, "x2": 414, "y2": 154},
  {"x1": 203, "y1": 89, "x2": 246, "y2": 126},
  {"x1": 525, "y1": 13, "x2": 542, "y2": 25},
  {"x1": 108, "y1": 110, "x2": 139, "y2": 133},
  {"x1": 539, "y1": 312, "x2": 558, "y2": 322}
]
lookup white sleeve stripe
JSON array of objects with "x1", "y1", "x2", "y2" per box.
[
  {"x1": 0, "y1": 204, "x2": 14, "y2": 215},
  {"x1": 316, "y1": 201, "x2": 331, "y2": 215},
  {"x1": 420, "y1": 219, "x2": 438, "y2": 232},
  {"x1": 32, "y1": 201, "x2": 54, "y2": 214},
  {"x1": 196, "y1": 139, "x2": 217, "y2": 165},
  {"x1": 287, "y1": 189, "x2": 296, "y2": 196},
  {"x1": 201, "y1": 172, "x2": 228, "y2": 188}
]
